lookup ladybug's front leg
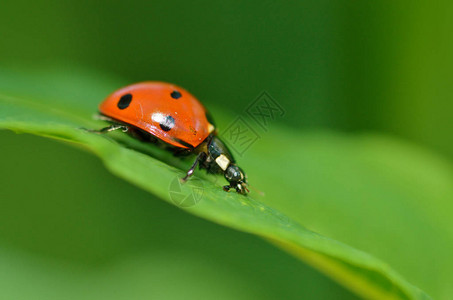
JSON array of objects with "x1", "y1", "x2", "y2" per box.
[
  {"x1": 181, "y1": 152, "x2": 207, "y2": 182},
  {"x1": 222, "y1": 184, "x2": 232, "y2": 192}
]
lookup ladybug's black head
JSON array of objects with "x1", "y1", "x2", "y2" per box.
[
  {"x1": 224, "y1": 164, "x2": 248, "y2": 195},
  {"x1": 205, "y1": 135, "x2": 249, "y2": 195}
]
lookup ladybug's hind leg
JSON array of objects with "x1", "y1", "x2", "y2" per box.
[
  {"x1": 85, "y1": 114, "x2": 129, "y2": 133},
  {"x1": 181, "y1": 152, "x2": 207, "y2": 182},
  {"x1": 84, "y1": 124, "x2": 129, "y2": 134}
]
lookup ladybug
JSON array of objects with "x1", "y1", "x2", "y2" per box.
[{"x1": 92, "y1": 82, "x2": 249, "y2": 194}]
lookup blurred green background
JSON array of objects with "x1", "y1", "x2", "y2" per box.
[{"x1": 0, "y1": 1, "x2": 452, "y2": 299}]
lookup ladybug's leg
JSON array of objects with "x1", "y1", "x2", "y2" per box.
[
  {"x1": 85, "y1": 124, "x2": 129, "y2": 134},
  {"x1": 181, "y1": 152, "x2": 207, "y2": 182},
  {"x1": 222, "y1": 185, "x2": 232, "y2": 192}
]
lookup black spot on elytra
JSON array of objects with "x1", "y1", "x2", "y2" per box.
[
  {"x1": 159, "y1": 115, "x2": 175, "y2": 131},
  {"x1": 171, "y1": 90, "x2": 182, "y2": 99},
  {"x1": 117, "y1": 93, "x2": 132, "y2": 109}
]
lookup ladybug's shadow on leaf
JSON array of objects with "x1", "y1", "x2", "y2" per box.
[{"x1": 94, "y1": 128, "x2": 220, "y2": 184}]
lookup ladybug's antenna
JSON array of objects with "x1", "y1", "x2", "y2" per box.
[{"x1": 247, "y1": 184, "x2": 264, "y2": 196}]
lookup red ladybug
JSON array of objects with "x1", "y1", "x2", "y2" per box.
[{"x1": 93, "y1": 82, "x2": 248, "y2": 194}]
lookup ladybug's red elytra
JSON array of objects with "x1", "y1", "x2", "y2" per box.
[{"x1": 93, "y1": 82, "x2": 248, "y2": 194}]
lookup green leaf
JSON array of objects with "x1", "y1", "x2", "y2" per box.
[{"x1": 0, "y1": 68, "x2": 437, "y2": 300}]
